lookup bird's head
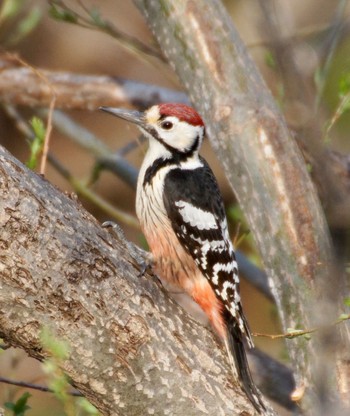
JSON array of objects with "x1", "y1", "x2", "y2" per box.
[{"x1": 101, "y1": 103, "x2": 205, "y2": 156}]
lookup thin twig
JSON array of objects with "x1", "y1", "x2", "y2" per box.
[
  {"x1": 117, "y1": 136, "x2": 146, "y2": 157},
  {"x1": 4, "y1": 53, "x2": 57, "y2": 176},
  {"x1": 233, "y1": 222, "x2": 241, "y2": 247},
  {"x1": 324, "y1": 91, "x2": 350, "y2": 141},
  {"x1": 253, "y1": 313, "x2": 350, "y2": 340},
  {"x1": 247, "y1": 20, "x2": 348, "y2": 49},
  {"x1": 49, "y1": 0, "x2": 175, "y2": 84},
  {"x1": 40, "y1": 94, "x2": 56, "y2": 175},
  {"x1": 314, "y1": 0, "x2": 348, "y2": 112},
  {"x1": 0, "y1": 376, "x2": 82, "y2": 397}
]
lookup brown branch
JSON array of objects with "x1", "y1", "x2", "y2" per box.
[
  {"x1": 0, "y1": 55, "x2": 187, "y2": 110},
  {"x1": 0, "y1": 144, "x2": 283, "y2": 415}
]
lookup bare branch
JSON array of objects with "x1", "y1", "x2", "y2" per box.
[
  {"x1": 253, "y1": 314, "x2": 350, "y2": 340},
  {"x1": 0, "y1": 376, "x2": 82, "y2": 397},
  {"x1": 0, "y1": 55, "x2": 187, "y2": 109}
]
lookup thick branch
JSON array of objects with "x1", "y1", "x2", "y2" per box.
[{"x1": 0, "y1": 145, "x2": 275, "y2": 415}]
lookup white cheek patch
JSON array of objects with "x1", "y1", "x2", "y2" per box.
[
  {"x1": 175, "y1": 200, "x2": 218, "y2": 230},
  {"x1": 145, "y1": 105, "x2": 161, "y2": 124},
  {"x1": 154, "y1": 119, "x2": 203, "y2": 153}
]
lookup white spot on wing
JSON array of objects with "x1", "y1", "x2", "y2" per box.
[
  {"x1": 220, "y1": 219, "x2": 230, "y2": 242},
  {"x1": 176, "y1": 200, "x2": 218, "y2": 230},
  {"x1": 212, "y1": 262, "x2": 236, "y2": 285},
  {"x1": 220, "y1": 280, "x2": 236, "y2": 301},
  {"x1": 189, "y1": 234, "x2": 227, "y2": 270}
]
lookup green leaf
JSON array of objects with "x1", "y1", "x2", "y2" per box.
[
  {"x1": 76, "y1": 398, "x2": 100, "y2": 415},
  {"x1": 314, "y1": 67, "x2": 323, "y2": 92},
  {"x1": 341, "y1": 95, "x2": 350, "y2": 113},
  {"x1": 265, "y1": 50, "x2": 276, "y2": 69},
  {"x1": 26, "y1": 117, "x2": 45, "y2": 170},
  {"x1": 0, "y1": 0, "x2": 22, "y2": 24},
  {"x1": 89, "y1": 7, "x2": 104, "y2": 26},
  {"x1": 8, "y1": 7, "x2": 42, "y2": 45},
  {"x1": 31, "y1": 116, "x2": 46, "y2": 138},
  {"x1": 227, "y1": 204, "x2": 243, "y2": 222},
  {"x1": 47, "y1": 371, "x2": 70, "y2": 401},
  {"x1": 49, "y1": 4, "x2": 77, "y2": 23},
  {"x1": 40, "y1": 327, "x2": 70, "y2": 360},
  {"x1": 338, "y1": 72, "x2": 350, "y2": 97},
  {"x1": 4, "y1": 392, "x2": 31, "y2": 416},
  {"x1": 286, "y1": 328, "x2": 301, "y2": 334},
  {"x1": 344, "y1": 297, "x2": 350, "y2": 307}
]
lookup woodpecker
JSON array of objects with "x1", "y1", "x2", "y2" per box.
[{"x1": 101, "y1": 103, "x2": 268, "y2": 414}]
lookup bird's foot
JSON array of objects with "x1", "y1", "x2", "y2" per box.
[{"x1": 102, "y1": 221, "x2": 153, "y2": 277}]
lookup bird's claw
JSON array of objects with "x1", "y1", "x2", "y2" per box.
[
  {"x1": 137, "y1": 254, "x2": 154, "y2": 278},
  {"x1": 102, "y1": 220, "x2": 153, "y2": 278}
]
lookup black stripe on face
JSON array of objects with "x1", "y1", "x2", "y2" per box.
[{"x1": 144, "y1": 125, "x2": 201, "y2": 158}]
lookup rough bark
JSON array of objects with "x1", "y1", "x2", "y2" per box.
[
  {"x1": 0, "y1": 144, "x2": 273, "y2": 415},
  {"x1": 133, "y1": 0, "x2": 350, "y2": 412}
]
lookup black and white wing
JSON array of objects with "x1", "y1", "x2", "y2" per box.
[{"x1": 162, "y1": 157, "x2": 250, "y2": 339}]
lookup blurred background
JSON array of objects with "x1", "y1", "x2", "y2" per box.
[{"x1": 1, "y1": 0, "x2": 350, "y2": 414}]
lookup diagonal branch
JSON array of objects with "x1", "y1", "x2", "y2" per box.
[{"x1": 0, "y1": 144, "x2": 283, "y2": 415}]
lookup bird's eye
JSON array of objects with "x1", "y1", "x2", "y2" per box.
[{"x1": 160, "y1": 121, "x2": 173, "y2": 130}]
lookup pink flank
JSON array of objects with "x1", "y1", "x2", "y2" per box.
[{"x1": 144, "y1": 222, "x2": 226, "y2": 339}]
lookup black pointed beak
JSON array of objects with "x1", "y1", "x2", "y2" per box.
[{"x1": 99, "y1": 106, "x2": 145, "y2": 127}]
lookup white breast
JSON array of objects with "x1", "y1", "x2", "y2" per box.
[{"x1": 136, "y1": 139, "x2": 172, "y2": 232}]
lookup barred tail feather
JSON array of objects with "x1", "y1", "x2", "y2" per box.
[{"x1": 225, "y1": 318, "x2": 269, "y2": 415}]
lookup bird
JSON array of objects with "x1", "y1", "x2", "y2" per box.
[{"x1": 101, "y1": 103, "x2": 268, "y2": 414}]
